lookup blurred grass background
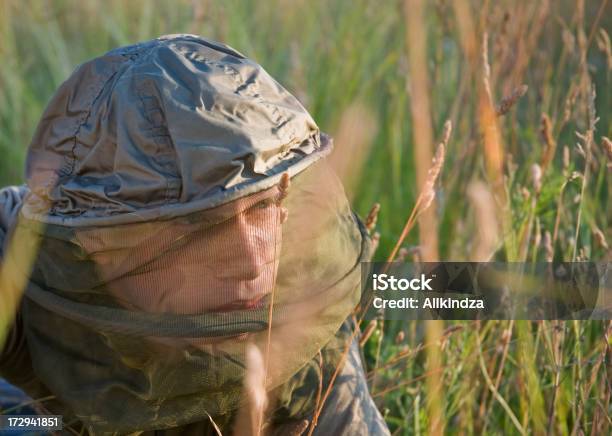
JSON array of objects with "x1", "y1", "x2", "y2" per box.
[{"x1": 0, "y1": 0, "x2": 610, "y2": 434}]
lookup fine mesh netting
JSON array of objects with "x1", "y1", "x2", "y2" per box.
[{"x1": 8, "y1": 162, "x2": 372, "y2": 433}]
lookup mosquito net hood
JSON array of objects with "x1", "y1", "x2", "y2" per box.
[{"x1": 8, "y1": 35, "x2": 372, "y2": 433}]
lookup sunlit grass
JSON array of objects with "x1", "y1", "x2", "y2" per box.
[{"x1": 0, "y1": 0, "x2": 610, "y2": 434}]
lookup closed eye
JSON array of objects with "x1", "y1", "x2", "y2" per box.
[{"x1": 251, "y1": 198, "x2": 276, "y2": 210}]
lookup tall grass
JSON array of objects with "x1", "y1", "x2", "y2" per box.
[{"x1": 0, "y1": 0, "x2": 610, "y2": 434}]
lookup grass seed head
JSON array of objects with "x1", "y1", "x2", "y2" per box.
[
  {"x1": 365, "y1": 202, "x2": 381, "y2": 233},
  {"x1": 539, "y1": 113, "x2": 556, "y2": 172},
  {"x1": 277, "y1": 173, "x2": 291, "y2": 203},
  {"x1": 395, "y1": 330, "x2": 405, "y2": 344},
  {"x1": 496, "y1": 84, "x2": 528, "y2": 116},
  {"x1": 592, "y1": 227, "x2": 609, "y2": 250},
  {"x1": 418, "y1": 121, "x2": 450, "y2": 213}
]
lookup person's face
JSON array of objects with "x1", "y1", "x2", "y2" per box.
[
  {"x1": 84, "y1": 192, "x2": 287, "y2": 315},
  {"x1": 197, "y1": 196, "x2": 287, "y2": 312}
]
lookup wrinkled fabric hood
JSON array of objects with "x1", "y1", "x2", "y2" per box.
[
  {"x1": 7, "y1": 35, "x2": 372, "y2": 434},
  {"x1": 23, "y1": 33, "x2": 330, "y2": 226}
]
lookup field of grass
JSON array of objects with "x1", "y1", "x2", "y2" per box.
[{"x1": 0, "y1": 0, "x2": 610, "y2": 434}]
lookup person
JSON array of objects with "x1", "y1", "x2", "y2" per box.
[{"x1": 0, "y1": 34, "x2": 390, "y2": 435}]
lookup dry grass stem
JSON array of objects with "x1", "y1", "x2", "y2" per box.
[
  {"x1": 563, "y1": 145, "x2": 570, "y2": 171},
  {"x1": 543, "y1": 231, "x2": 554, "y2": 262},
  {"x1": 386, "y1": 120, "x2": 451, "y2": 264},
  {"x1": 234, "y1": 344, "x2": 269, "y2": 436},
  {"x1": 467, "y1": 181, "x2": 500, "y2": 261},
  {"x1": 359, "y1": 320, "x2": 378, "y2": 347},
  {"x1": 476, "y1": 329, "x2": 527, "y2": 436},
  {"x1": 531, "y1": 163, "x2": 542, "y2": 194},
  {"x1": 571, "y1": 87, "x2": 597, "y2": 261},
  {"x1": 482, "y1": 31, "x2": 493, "y2": 105},
  {"x1": 328, "y1": 102, "x2": 378, "y2": 199}
]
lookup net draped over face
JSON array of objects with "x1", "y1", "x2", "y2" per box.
[
  {"x1": 8, "y1": 34, "x2": 373, "y2": 433},
  {"x1": 79, "y1": 187, "x2": 283, "y2": 316},
  {"x1": 12, "y1": 161, "x2": 371, "y2": 433}
]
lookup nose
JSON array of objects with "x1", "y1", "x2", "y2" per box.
[{"x1": 230, "y1": 245, "x2": 267, "y2": 279}]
